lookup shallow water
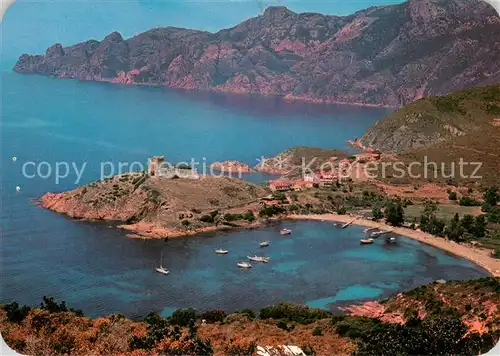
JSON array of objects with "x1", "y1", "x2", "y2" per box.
[{"x1": 1, "y1": 72, "x2": 487, "y2": 318}]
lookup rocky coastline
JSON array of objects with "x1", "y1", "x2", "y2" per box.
[{"x1": 13, "y1": 2, "x2": 500, "y2": 108}]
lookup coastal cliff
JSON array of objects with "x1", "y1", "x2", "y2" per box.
[{"x1": 14, "y1": 0, "x2": 500, "y2": 107}]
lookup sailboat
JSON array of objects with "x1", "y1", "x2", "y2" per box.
[{"x1": 155, "y1": 252, "x2": 169, "y2": 275}]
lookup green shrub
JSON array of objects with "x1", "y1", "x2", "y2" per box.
[
  {"x1": 201, "y1": 309, "x2": 226, "y2": 323},
  {"x1": 448, "y1": 191, "x2": 457, "y2": 200},
  {"x1": 3, "y1": 302, "x2": 31, "y2": 323},
  {"x1": 335, "y1": 317, "x2": 381, "y2": 339},
  {"x1": 459, "y1": 197, "x2": 481, "y2": 207},
  {"x1": 259, "y1": 205, "x2": 286, "y2": 218},
  {"x1": 312, "y1": 326, "x2": 323, "y2": 336},
  {"x1": 170, "y1": 308, "x2": 196, "y2": 327},
  {"x1": 238, "y1": 308, "x2": 256, "y2": 320},
  {"x1": 259, "y1": 302, "x2": 330, "y2": 325},
  {"x1": 199, "y1": 214, "x2": 214, "y2": 223}
]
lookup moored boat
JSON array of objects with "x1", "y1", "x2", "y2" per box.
[
  {"x1": 247, "y1": 255, "x2": 270, "y2": 263},
  {"x1": 280, "y1": 228, "x2": 292, "y2": 235},
  {"x1": 155, "y1": 266, "x2": 170, "y2": 275},
  {"x1": 259, "y1": 241, "x2": 270, "y2": 247},
  {"x1": 215, "y1": 249, "x2": 228, "y2": 254},
  {"x1": 155, "y1": 253, "x2": 170, "y2": 275},
  {"x1": 360, "y1": 238, "x2": 374, "y2": 245},
  {"x1": 237, "y1": 262, "x2": 252, "y2": 268},
  {"x1": 371, "y1": 230, "x2": 389, "y2": 237}
]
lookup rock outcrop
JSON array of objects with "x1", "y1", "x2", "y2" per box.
[
  {"x1": 14, "y1": 1, "x2": 500, "y2": 107},
  {"x1": 209, "y1": 161, "x2": 254, "y2": 174}
]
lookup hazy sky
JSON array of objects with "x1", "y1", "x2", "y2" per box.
[{"x1": 1, "y1": 0, "x2": 405, "y2": 64}]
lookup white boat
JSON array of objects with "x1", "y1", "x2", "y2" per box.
[
  {"x1": 280, "y1": 228, "x2": 292, "y2": 235},
  {"x1": 215, "y1": 249, "x2": 228, "y2": 254},
  {"x1": 360, "y1": 238, "x2": 374, "y2": 245},
  {"x1": 370, "y1": 230, "x2": 389, "y2": 238},
  {"x1": 247, "y1": 255, "x2": 270, "y2": 263},
  {"x1": 155, "y1": 253, "x2": 170, "y2": 275},
  {"x1": 237, "y1": 262, "x2": 252, "y2": 268},
  {"x1": 259, "y1": 241, "x2": 270, "y2": 247}
]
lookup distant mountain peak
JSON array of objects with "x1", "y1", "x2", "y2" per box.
[
  {"x1": 262, "y1": 6, "x2": 297, "y2": 18},
  {"x1": 13, "y1": 1, "x2": 500, "y2": 107}
]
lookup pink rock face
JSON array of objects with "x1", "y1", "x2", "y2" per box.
[
  {"x1": 271, "y1": 39, "x2": 306, "y2": 53},
  {"x1": 14, "y1": 2, "x2": 500, "y2": 107},
  {"x1": 112, "y1": 69, "x2": 143, "y2": 85},
  {"x1": 209, "y1": 161, "x2": 254, "y2": 174}
]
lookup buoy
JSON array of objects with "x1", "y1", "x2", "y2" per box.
[
  {"x1": 12, "y1": 156, "x2": 17, "y2": 162},
  {"x1": 16, "y1": 186, "x2": 21, "y2": 192}
]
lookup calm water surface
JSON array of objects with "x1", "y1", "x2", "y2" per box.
[{"x1": 1, "y1": 72, "x2": 487, "y2": 317}]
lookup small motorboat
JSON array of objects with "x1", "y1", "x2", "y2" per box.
[
  {"x1": 259, "y1": 241, "x2": 270, "y2": 247},
  {"x1": 215, "y1": 249, "x2": 229, "y2": 254},
  {"x1": 360, "y1": 238, "x2": 374, "y2": 245},
  {"x1": 247, "y1": 255, "x2": 270, "y2": 263},
  {"x1": 280, "y1": 228, "x2": 292, "y2": 235},
  {"x1": 237, "y1": 262, "x2": 252, "y2": 268}
]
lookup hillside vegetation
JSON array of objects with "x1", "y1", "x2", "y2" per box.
[
  {"x1": 2, "y1": 278, "x2": 498, "y2": 355},
  {"x1": 360, "y1": 84, "x2": 500, "y2": 153}
]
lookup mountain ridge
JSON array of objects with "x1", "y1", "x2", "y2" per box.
[{"x1": 13, "y1": 0, "x2": 500, "y2": 107}]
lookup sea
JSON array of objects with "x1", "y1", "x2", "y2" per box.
[{"x1": 0, "y1": 72, "x2": 488, "y2": 318}]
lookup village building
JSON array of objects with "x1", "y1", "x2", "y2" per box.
[
  {"x1": 292, "y1": 180, "x2": 314, "y2": 191},
  {"x1": 303, "y1": 173, "x2": 318, "y2": 183},
  {"x1": 315, "y1": 172, "x2": 337, "y2": 187},
  {"x1": 269, "y1": 181, "x2": 292, "y2": 192}
]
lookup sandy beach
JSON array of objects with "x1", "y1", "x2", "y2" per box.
[{"x1": 289, "y1": 214, "x2": 500, "y2": 277}]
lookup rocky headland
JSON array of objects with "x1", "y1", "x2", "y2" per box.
[
  {"x1": 13, "y1": 0, "x2": 500, "y2": 107},
  {"x1": 39, "y1": 172, "x2": 268, "y2": 239}
]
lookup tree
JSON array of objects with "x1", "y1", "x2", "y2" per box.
[
  {"x1": 461, "y1": 214, "x2": 475, "y2": 234},
  {"x1": 473, "y1": 215, "x2": 487, "y2": 238},
  {"x1": 372, "y1": 206, "x2": 383, "y2": 220},
  {"x1": 447, "y1": 190, "x2": 457, "y2": 200},
  {"x1": 385, "y1": 200, "x2": 404, "y2": 226},
  {"x1": 484, "y1": 187, "x2": 499, "y2": 206},
  {"x1": 446, "y1": 213, "x2": 464, "y2": 242}
]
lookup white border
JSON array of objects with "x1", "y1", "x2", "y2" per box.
[{"x1": 0, "y1": 0, "x2": 499, "y2": 354}]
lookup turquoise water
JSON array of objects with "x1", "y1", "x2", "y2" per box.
[{"x1": 1, "y1": 72, "x2": 487, "y2": 318}]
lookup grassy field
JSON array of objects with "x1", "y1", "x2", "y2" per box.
[{"x1": 404, "y1": 204, "x2": 482, "y2": 221}]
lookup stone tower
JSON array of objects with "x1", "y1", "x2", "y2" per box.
[{"x1": 148, "y1": 156, "x2": 165, "y2": 176}]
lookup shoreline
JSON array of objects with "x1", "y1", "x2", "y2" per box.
[
  {"x1": 288, "y1": 214, "x2": 500, "y2": 277},
  {"x1": 15, "y1": 71, "x2": 397, "y2": 109}
]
